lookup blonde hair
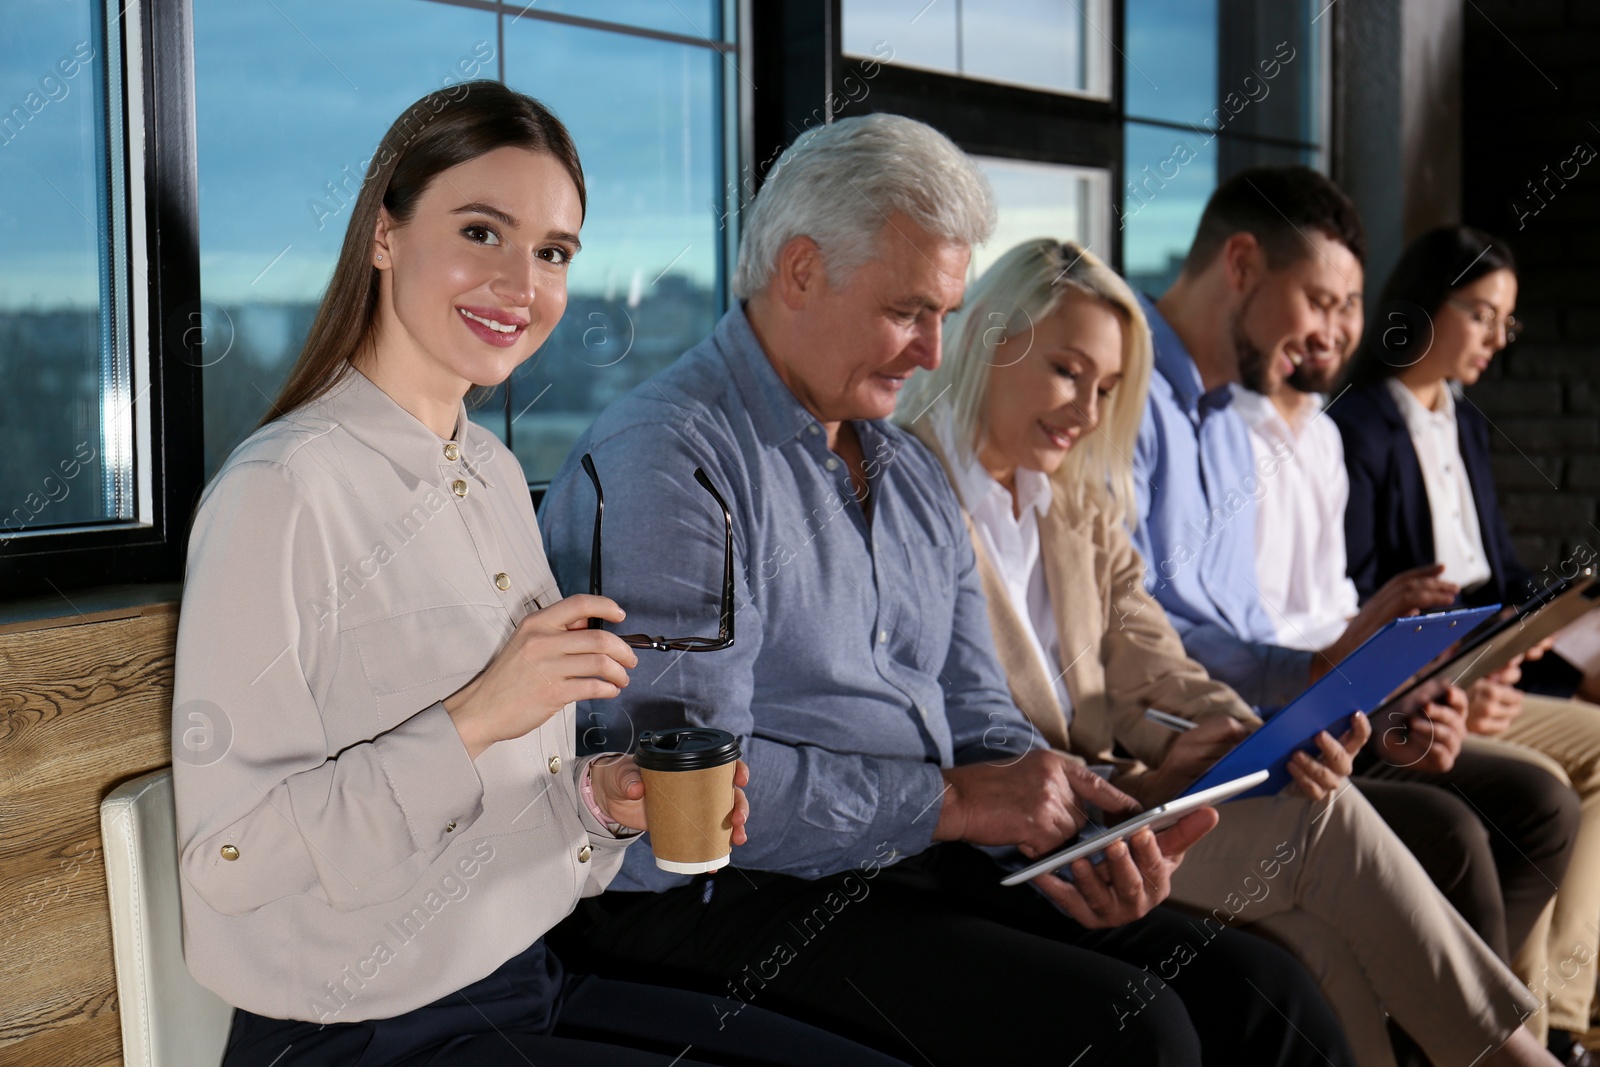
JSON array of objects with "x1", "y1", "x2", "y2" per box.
[{"x1": 895, "y1": 239, "x2": 1154, "y2": 518}]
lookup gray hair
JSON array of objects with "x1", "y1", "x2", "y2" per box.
[
  {"x1": 895, "y1": 239, "x2": 1154, "y2": 519},
  {"x1": 732, "y1": 114, "x2": 996, "y2": 299}
]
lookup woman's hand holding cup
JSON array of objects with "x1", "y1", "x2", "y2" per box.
[
  {"x1": 590, "y1": 753, "x2": 751, "y2": 842},
  {"x1": 445, "y1": 594, "x2": 639, "y2": 760},
  {"x1": 632, "y1": 729, "x2": 746, "y2": 872}
]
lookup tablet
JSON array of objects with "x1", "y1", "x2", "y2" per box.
[
  {"x1": 999, "y1": 770, "x2": 1269, "y2": 886},
  {"x1": 1179, "y1": 605, "x2": 1499, "y2": 802},
  {"x1": 1382, "y1": 570, "x2": 1600, "y2": 702}
]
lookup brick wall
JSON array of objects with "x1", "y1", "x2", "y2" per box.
[{"x1": 1461, "y1": 0, "x2": 1600, "y2": 570}]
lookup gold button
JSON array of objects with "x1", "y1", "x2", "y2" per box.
[
  {"x1": 548, "y1": 755, "x2": 561, "y2": 774},
  {"x1": 445, "y1": 821, "x2": 457, "y2": 833},
  {"x1": 220, "y1": 845, "x2": 239, "y2": 861},
  {"x1": 443, "y1": 442, "x2": 460, "y2": 461},
  {"x1": 495, "y1": 572, "x2": 511, "y2": 591},
  {"x1": 451, "y1": 479, "x2": 468, "y2": 498},
  {"x1": 577, "y1": 844, "x2": 592, "y2": 863}
]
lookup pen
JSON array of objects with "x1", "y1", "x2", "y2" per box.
[{"x1": 1144, "y1": 708, "x2": 1198, "y2": 733}]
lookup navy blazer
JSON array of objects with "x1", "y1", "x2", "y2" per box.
[{"x1": 1330, "y1": 380, "x2": 1537, "y2": 609}]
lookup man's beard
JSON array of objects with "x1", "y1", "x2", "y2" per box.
[
  {"x1": 1232, "y1": 287, "x2": 1274, "y2": 394},
  {"x1": 1231, "y1": 286, "x2": 1343, "y2": 396},
  {"x1": 1287, "y1": 359, "x2": 1341, "y2": 395}
]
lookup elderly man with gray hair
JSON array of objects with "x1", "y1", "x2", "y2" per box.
[{"x1": 540, "y1": 115, "x2": 1352, "y2": 1067}]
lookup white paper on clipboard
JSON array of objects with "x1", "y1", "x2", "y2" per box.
[{"x1": 1552, "y1": 610, "x2": 1600, "y2": 676}]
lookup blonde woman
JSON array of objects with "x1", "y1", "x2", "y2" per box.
[{"x1": 896, "y1": 239, "x2": 1554, "y2": 1067}]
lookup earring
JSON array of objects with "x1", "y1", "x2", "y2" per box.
[{"x1": 375, "y1": 254, "x2": 383, "y2": 260}]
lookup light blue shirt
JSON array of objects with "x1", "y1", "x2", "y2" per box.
[
  {"x1": 1131, "y1": 294, "x2": 1314, "y2": 711},
  {"x1": 540, "y1": 304, "x2": 1039, "y2": 891}
]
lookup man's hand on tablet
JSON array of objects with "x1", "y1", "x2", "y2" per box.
[
  {"x1": 1030, "y1": 808, "x2": 1219, "y2": 929},
  {"x1": 935, "y1": 750, "x2": 1141, "y2": 859}
]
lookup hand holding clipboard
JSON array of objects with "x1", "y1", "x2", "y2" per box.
[
  {"x1": 1178, "y1": 606, "x2": 1499, "y2": 802},
  {"x1": 1144, "y1": 707, "x2": 1372, "y2": 804}
]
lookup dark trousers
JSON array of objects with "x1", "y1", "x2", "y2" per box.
[
  {"x1": 1520, "y1": 649, "x2": 1584, "y2": 699},
  {"x1": 222, "y1": 941, "x2": 909, "y2": 1067},
  {"x1": 1359, "y1": 742, "x2": 1579, "y2": 960},
  {"x1": 550, "y1": 843, "x2": 1355, "y2": 1067}
]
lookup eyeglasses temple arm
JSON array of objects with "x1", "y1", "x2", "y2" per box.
[
  {"x1": 694, "y1": 467, "x2": 735, "y2": 644},
  {"x1": 581, "y1": 453, "x2": 604, "y2": 630}
]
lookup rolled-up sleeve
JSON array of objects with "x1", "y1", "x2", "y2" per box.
[{"x1": 174, "y1": 461, "x2": 485, "y2": 915}]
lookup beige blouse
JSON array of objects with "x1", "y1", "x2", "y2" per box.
[{"x1": 173, "y1": 368, "x2": 630, "y2": 1023}]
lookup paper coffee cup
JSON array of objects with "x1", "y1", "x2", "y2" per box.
[{"x1": 636, "y1": 728, "x2": 741, "y2": 874}]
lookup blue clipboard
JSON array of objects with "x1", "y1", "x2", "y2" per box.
[{"x1": 1180, "y1": 605, "x2": 1499, "y2": 801}]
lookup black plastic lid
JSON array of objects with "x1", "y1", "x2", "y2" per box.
[{"x1": 635, "y1": 728, "x2": 741, "y2": 771}]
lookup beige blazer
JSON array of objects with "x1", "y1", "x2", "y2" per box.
[{"x1": 910, "y1": 421, "x2": 1258, "y2": 775}]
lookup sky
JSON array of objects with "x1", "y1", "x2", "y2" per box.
[
  {"x1": 842, "y1": 0, "x2": 1089, "y2": 96},
  {"x1": 0, "y1": 0, "x2": 105, "y2": 311},
  {"x1": 189, "y1": 0, "x2": 724, "y2": 306},
  {"x1": 0, "y1": 0, "x2": 1323, "y2": 308}
]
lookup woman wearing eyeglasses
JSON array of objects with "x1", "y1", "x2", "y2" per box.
[
  {"x1": 1332, "y1": 226, "x2": 1533, "y2": 620},
  {"x1": 1334, "y1": 225, "x2": 1600, "y2": 1064},
  {"x1": 896, "y1": 238, "x2": 1557, "y2": 1067},
  {"x1": 171, "y1": 81, "x2": 903, "y2": 1067}
]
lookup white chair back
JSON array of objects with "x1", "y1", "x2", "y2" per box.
[{"x1": 101, "y1": 768, "x2": 233, "y2": 1067}]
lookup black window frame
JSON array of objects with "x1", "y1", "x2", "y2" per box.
[{"x1": 0, "y1": 0, "x2": 205, "y2": 601}]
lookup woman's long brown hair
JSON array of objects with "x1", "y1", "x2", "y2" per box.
[{"x1": 258, "y1": 81, "x2": 586, "y2": 428}]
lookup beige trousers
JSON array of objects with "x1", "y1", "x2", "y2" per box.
[
  {"x1": 1488, "y1": 696, "x2": 1600, "y2": 1035},
  {"x1": 1169, "y1": 785, "x2": 1536, "y2": 1067}
]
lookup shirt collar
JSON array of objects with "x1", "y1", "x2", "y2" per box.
[
  {"x1": 1385, "y1": 376, "x2": 1457, "y2": 432},
  {"x1": 1235, "y1": 387, "x2": 1324, "y2": 441},
  {"x1": 1232, "y1": 388, "x2": 1282, "y2": 435},
  {"x1": 1139, "y1": 292, "x2": 1236, "y2": 416},
  {"x1": 309, "y1": 368, "x2": 493, "y2": 488},
  {"x1": 930, "y1": 409, "x2": 1053, "y2": 520},
  {"x1": 717, "y1": 303, "x2": 829, "y2": 447}
]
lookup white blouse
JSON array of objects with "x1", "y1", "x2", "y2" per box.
[
  {"x1": 1385, "y1": 378, "x2": 1492, "y2": 592},
  {"x1": 934, "y1": 416, "x2": 1073, "y2": 724}
]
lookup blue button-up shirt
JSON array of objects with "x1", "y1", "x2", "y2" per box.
[
  {"x1": 1131, "y1": 294, "x2": 1313, "y2": 711},
  {"x1": 540, "y1": 305, "x2": 1036, "y2": 891}
]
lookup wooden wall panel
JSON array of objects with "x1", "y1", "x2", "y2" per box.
[{"x1": 0, "y1": 605, "x2": 177, "y2": 1067}]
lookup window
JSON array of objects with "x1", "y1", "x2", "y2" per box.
[
  {"x1": 842, "y1": 0, "x2": 1112, "y2": 99},
  {"x1": 972, "y1": 157, "x2": 1111, "y2": 276},
  {"x1": 1, "y1": 0, "x2": 1334, "y2": 599},
  {"x1": 833, "y1": 0, "x2": 1328, "y2": 300},
  {"x1": 194, "y1": 0, "x2": 738, "y2": 485},
  {"x1": 833, "y1": 1, "x2": 1117, "y2": 276},
  {"x1": 1122, "y1": 0, "x2": 1328, "y2": 296},
  {"x1": 1, "y1": 0, "x2": 137, "y2": 537},
  {"x1": 0, "y1": 0, "x2": 202, "y2": 599},
  {"x1": 497, "y1": 15, "x2": 730, "y2": 480}
]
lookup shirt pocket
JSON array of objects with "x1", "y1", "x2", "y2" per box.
[
  {"x1": 351, "y1": 604, "x2": 556, "y2": 832},
  {"x1": 899, "y1": 538, "x2": 956, "y2": 672},
  {"x1": 351, "y1": 603, "x2": 507, "y2": 717}
]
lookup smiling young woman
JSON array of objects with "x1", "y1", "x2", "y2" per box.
[{"x1": 173, "y1": 81, "x2": 903, "y2": 1067}]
